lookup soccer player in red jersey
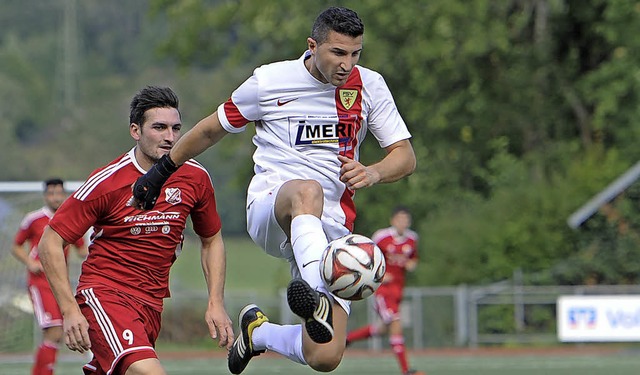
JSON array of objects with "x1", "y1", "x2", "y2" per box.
[
  {"x1": 346, "y1": 206, "x2": 424, "y2": 375},
  {"x1": 38, "y1": 86, "x2": 234, "y2": 375},
  {"x1": 12, "y1": 178, "x2": 88, "y2": 375},
  {"x1": 129, "y1": 7, "x2": 416, "y2": 374}
]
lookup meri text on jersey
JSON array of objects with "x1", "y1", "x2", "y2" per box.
[{"x1": 292, "y1": 114, "x2": 359, "y2": 155}]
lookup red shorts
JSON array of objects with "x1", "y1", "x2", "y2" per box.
[
  {"x1": 373, "y1": 285, "x2": 403, "y2": 324},
  {"x1": 29, "y1": 283, "x2": 63, "y2": 329},
  {"x1": 76, "y1": 287, "x2": 161, "y2": 375}
]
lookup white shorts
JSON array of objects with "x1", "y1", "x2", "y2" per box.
[
  {"x1": 246, "y1": 183, "x2": 351, "y2": 314},
  {"x1": 246, "y1": 184, "x2": 350, "y2": 259}
]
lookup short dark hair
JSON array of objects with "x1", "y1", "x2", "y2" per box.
[
  {"x1": 392, "y1": 205, "x2": 411, "y2": 217},
  {"x1": 43, "y1": 178, "x2": 64, "y2": 191},
  {"x1": 311, "y1": 7, "x2": 364, "y2": 44},
  {"x1": 129, "y1": 86, "x2": 180, "y2": 126}
]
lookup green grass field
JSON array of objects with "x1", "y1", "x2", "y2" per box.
[
  {"x1": 2, "y1": 349, "x2": 640, "y2": 374},
  {"x1": 171, "y1": 235, "x2": 290, "y2": 294}
]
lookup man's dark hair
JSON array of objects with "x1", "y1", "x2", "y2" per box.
[
  {"x1": 392, "y1": 205, "x2": 411, "y2": 217},
  {"x1": 129, "y1": 86, "x2": 180, "y2": 126},
  {"x1": 43, "y1": 178, "x2": 64, "y2": 191},
  {"x1": 311, "y1": 7, "x2": 364, "y2": 44}
]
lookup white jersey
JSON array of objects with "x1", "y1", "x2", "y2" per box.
[{"x1": 218, "y1": 51, "x2": 411, "y2": 231}]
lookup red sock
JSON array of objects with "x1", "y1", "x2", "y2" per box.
[
  {"x1": 346, "y1": 325, "x2": 375, "y2": 343},
  {"x1": 390, "y1": 334, "x2": 409, "y2": 374},
  {"x1": 32, "y1": 341, "x2": 58, "y2": 375}
]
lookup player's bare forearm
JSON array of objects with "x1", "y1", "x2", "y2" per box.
[
  {"x1": 200, "y1": 232, "x2": 226, "y2": 304},
  {"x1": 10, "y1": 244, "x2": 28, "y2": 264},
  {"x1": 372, "y1": 139, "x2": 416, "y2": 183},
  {"x1": 11, "y1": 244, "x2": 42, "y2": 273},
  {"x1": 200, "y1": 232, "x2": 234, "y2": 348},
  {"x1": 169, "y1": 111, "x2": 229, "y2": 165},
  {"x1": 129, "y1": 112, "x2": 230, "y2": 210},
  {"x1": 38, "y1": 226, "x2": 79, "y2": 314},
  {"x1": 39, "y1": 226, "x2": 91, "y2": 352},
  {"x1": 338, "y1": 139, "x2": 416, "y2": 190}
]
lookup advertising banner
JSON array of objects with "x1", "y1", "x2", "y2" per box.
[{"x1": 557, "y1": 295, "x2": 640, "y2": 342}]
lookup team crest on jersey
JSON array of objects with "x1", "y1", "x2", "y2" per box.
[
  {"x1": 339, "y1": 89, "x2": 358, "y2": 110},
  {"x1": 164, "y1": 188, "x2": 182, "y2": 205}
]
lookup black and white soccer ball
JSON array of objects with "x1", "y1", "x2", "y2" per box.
[{"x1": 320, "y1": 234, "x2": 386, "y2": 301}]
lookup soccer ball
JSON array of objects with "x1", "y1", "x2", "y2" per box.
[{"x1": 320, "y1": 234, "x2": 386, "y2": 301}]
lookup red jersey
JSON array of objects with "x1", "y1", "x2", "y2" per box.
[
  {"x1": 14, "y1": 207, "x2": 85, "y2": 287},
  {"x1": 48, "y1": 149, "x2": 221, "y2": 311},
  {"x1": 372, "y1": 226, "x2": 419, "y2": 293}
]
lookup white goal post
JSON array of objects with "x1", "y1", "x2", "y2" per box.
[{"x1": 0, "y1": 181, "x2": 85, "y2": 193}]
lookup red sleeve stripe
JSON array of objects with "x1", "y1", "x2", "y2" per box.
[
  {"x1": 223, "y1": 99, "x2": 250, "y2": 128},
  {"x1": 74, "y1": 155, "x2": 132, "y2": 201}
]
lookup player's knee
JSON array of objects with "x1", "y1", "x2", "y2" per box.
[
  {"x1": 307, "y1": 355, "x2": 342, "y2": 372},
  {"x1": 296, "y1": 180, "x2": 324, "y2": 201},
  {"x1": 288, "y1": 180, "x2": 324, "y2": 215},
  {"x1": 304, "y1": 347, "x2": 343, "y2": 372}
]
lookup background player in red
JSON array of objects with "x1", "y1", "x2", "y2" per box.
[
  {"x1": 12, "y1": 178, "x2": 88, "y2": 375},
  {"x1": 38, "y1": 86, "x2": 234, "y2": 375},
  {"x1": 346, "y1": 206, "x2": 424, "y2": 375}
]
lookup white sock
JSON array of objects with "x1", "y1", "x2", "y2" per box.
[
  {"x1": 252, "y1": 322, "x2": 307, "y2": 365},
  {"x1": 290, "y1": 214, "x2": 328, "y2": 291}
]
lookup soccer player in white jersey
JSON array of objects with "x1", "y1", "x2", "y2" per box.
[{"x1": 130, "y1": 6, "x2": 416, "y2": 374}]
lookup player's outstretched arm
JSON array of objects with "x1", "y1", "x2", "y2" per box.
[
  {"x1": 129, "y1": 111, "x2": 229, "y2": 210},
  {"x1": 168, "y1": 111, "x2": 229, "y2": 166},
  {"x1": 39, "y1": 226, "x2": 91, "y2": 353},
  {"x1": 338, "y1": 139, "x2": 416, "y2": 190},
  {"x1": 200, "y1": 231, "x2": 234, "y2": 349}
]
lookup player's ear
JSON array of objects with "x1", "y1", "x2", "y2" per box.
[
  {"x1": 307, "y1": 37, "x2": 317, "y2": 53},
  {"x1": 130, "y1": 123, "x2": 141, "y2": 141}
]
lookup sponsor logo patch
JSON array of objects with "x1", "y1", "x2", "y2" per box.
[
  {"x1": 293, "y1": 116, "x2": 354, "y2": 150},
  {"x1": 124, "y1": 210, "x2": 181, "y2": 223}
]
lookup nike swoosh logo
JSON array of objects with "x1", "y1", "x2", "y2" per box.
[
  {"x1": 277, "y1": 98, "x2": 298, "y2": 106},
  {"x1": 302, "y1": 260, "x2": 319, "y2": 268}
]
